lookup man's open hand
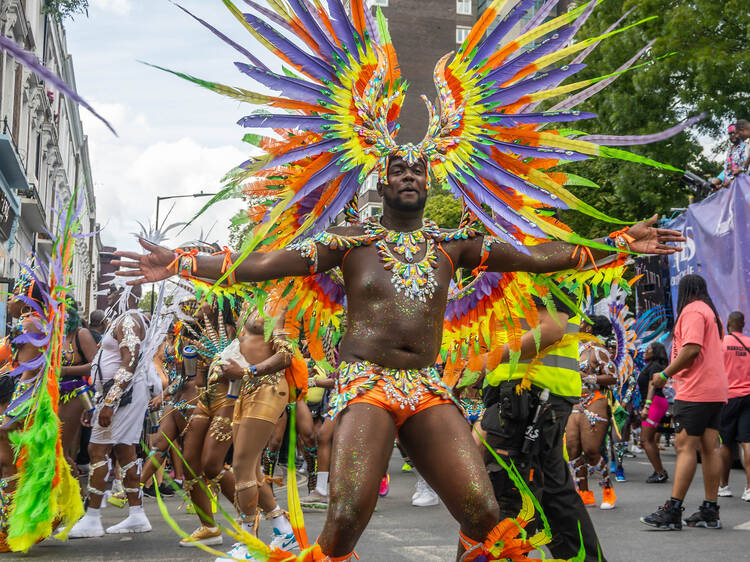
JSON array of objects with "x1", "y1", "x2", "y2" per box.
[
  {"x1": 111, "y1": 238, "x2": 175, "y2": 286},
  {"x1": 627, "y1": 215, "x2": 686, "y2": 255}
]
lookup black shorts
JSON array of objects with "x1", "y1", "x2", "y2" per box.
[
  {"x1": 720, "y1": 394, "x2": 750, "y2": 444},
  {"x1": 673, "y1": 400, "x2": 724, "y2": 436}
]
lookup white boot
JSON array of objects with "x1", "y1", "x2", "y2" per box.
[
  {"x1": 106, "y1": 505, "x2": 152, "y2": 534},
  {"x1": 68, "y1": 509, "x2": 105, "y2": 538}
]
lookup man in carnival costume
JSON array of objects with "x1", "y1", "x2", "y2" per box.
[
  {"x1": 113, "y1": 1, "x2": 695, "y2": 559},
  {"x1": 68, "y1": 281, "x2": 154, "y2": 538}
]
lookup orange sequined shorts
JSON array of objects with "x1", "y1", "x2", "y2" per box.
[{"x1": 329, "y1": 360, "x2": 458, "y2": 428}]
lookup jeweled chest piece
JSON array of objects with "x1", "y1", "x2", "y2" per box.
[{"x1": 365, "y1": 218, "x2": 441, "y2": 303}]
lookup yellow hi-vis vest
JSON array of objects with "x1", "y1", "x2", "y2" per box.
[{"x1": 485, "y1": 316, "x2": 582, "y2": 400}]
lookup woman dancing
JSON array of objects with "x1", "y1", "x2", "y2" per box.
[
  {"x1": 215, "y1": 303, "x2": 297, "y2": 561},
  {"x1": 639, "y1": 343, "x2": 670, "y2": 483},
  {"x1": 179, "y1": 301, "x2": 237, "y2": 548},
  {"x1": 58, "y1": 301, "x2": 99, "y2": 476},
  {"x1": 566, "y1": 316, "x2": 617, "y2": 510}
]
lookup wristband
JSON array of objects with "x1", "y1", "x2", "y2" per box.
[
  {"x1": 659, "y1": 372, "x2": 668, "y2": 382},
  {"x1": 608, "y1": 227, "x2": 636, "y2": 252},
  {"x1": 645, "y1": 399, "x2": 652, "y2": 406},
  {"x1": 168, "y1": 248, "x2": 199, "y2": 278}
]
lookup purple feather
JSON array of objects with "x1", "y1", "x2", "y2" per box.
[
  {"x1": 519, "y1": 0, "x2": 560, "y2": 35},
  {"x1": 242, "y1": 0, "x2": 295, "y2": 31},
  {"x1": 523, "y1": 7, "x2": 637, "y2": 114},
  {"x1": 577, "y1": 114, "x2": 706, "y2": 146},
  {"x1": 172, "y1": 2, "x2": 267, "y2": 70},
  {"x1": 243, "y1": 13, "x2": 334, "y2": 83},
  {"x1": 325, "y1": 0, "x2": 360, "y2": 58},
  {"x1": 482, "y1": 110, "x2": 596, "y2": 126},
  {"x1": 234, "y1": 63, "x2": 332, "y2": 105},
  {"x1": 471, "y1": 0, "x2": 537, "y2": 66},
  {"x1": 286, "y1": 157, "x2": 346, "y2": 208},
  {"x1": 12, "y1": 331, "x2": 50, "y2": 348},
  {"x1": 261, "y1": 137, "x2": 342, "y2": 170},
  {"x1": 363, "y1": 3, "x2": 381, "y2": 44},
  {"x1": 479, "y1": 134, "x2": 592, "y2": 162},
  {"x1": 0, "y1": 36, "x2": 116, "y2": 136},
  {"x1": 313, "y1": 171, "x2": 361, "y2": 231},
  {"x1": 550, "y1": 40, "x2": 655, "y2": 112},
  {"x1": 482, "y1": 64, "x2": 586, "y2": 107},
  {"x1": 445, "y1": 175, "x2": 526, "y2": 250},
  {"x1": 286, "y1": 0, "x2": 343, "y2": 62},
  {"x1": 237, "y1": 113, "x2": 330, "y2": 131},
  {"x1": 459, "y1": 169, "x2": 547, "y2": 238},
  {"x1": 470, "y1": 146, "x2": 570, "y2": 208}
]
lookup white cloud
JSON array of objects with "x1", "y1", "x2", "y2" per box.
[
  {"x1": 82, "y1": 105, "x2": 248, "y2": 252},
  {"x1": 89, "y1": 0, "x2": 132, "y2": 16}
]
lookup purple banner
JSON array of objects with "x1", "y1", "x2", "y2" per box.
[{"x1": 667, "y1": 173, "x2": 750, "y2": 325}]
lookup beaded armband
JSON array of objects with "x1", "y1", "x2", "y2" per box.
[
  {"x1": 103, "y1": 367, "x2": 135, "y2": 407},
  {"x1": 213, "y1": 246, "x2": 237, "y2": 284},
  {"x1": 118, "y1": 315, "x2": 141, "y2": 367},
  {"x1": 271, "y1": 333, "x2": 294, "y2": 361},
  {"x1": 168, "y1": 248, "x2": 199, "y2": 278},
  {"x1": 287, "y1": 237, "x2": 319, "y2": 274}
]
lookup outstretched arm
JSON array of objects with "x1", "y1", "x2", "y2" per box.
[
  {"x1": 458, "y1": 215, "x2": 685, "y2": 274},
  {"x1": 112, "y1": 234, "x2": 346, "y2": 286}
]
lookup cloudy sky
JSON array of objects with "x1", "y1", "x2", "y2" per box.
[{"x1": 65, "y1": 0, "x2": 275, "y2": 252}]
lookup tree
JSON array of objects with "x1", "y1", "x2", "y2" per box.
[
  {"x1": 424, "y1": 193, "x2": 463, "y2": 229},
  {"x1": 43, "y1": 0, "x2": 89, "y2": 20},
  {"x1": 139, "y1": 289, "x2": 173, "y2": 312},
  {"x1": 553, "y1": 0, "x2": 750, "y2": 237}
]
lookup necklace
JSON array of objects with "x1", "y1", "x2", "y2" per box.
[{"x1": 365, "y1": 218, "x2": 441, "y2": 303}]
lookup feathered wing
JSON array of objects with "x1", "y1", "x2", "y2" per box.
[
  {"x1": 0, "y1": 36, "x2": 116, "y2": 135},
  {"x1": 4, "y1": 191, "x2": 86, "y2": 552},
  {"x1": 421, "y1": 0, "x2": 688, "y2": 249}
]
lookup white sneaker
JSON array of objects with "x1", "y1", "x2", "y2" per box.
[
  {"x1": 216, "y1": 542, "x2": 257, "y2": 561},
  {"x1": 269, "y1": 529, "x2": 299, "y2": 551},
  {"x1": 629, "y1": 444, "x2": 644, "y2": 454},
  {"x1": 718, "y1": 485, "x2": 733, "y2": 497},
  {"x1": 412, "y1": 477, "x2": 439, "y2": 507},
  {"x1": 68, "y1": 513, "x2": 105, "y2": 538},
  {"x1": 741, "y1": 488, "x2": 750, "y2": 502},
  {"x1": 105, "y1": 509, "x2": 152, "y2": 534}
]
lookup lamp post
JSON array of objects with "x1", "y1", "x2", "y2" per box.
[
  {"x1": 154, "y1": 191, "x2": 216, "y2": 233},
  {"x1": 149, "y1": 191, "x2": 217, "y2": 312}
]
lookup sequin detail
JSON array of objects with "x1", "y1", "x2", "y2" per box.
[
  {"x1": 329, "y1": 360, "x2": 459, "y2": 418},
  {"x1": 459, "y1": 398, "x2": 486, "y2": 423},
  {"x1": 118, "y1": 315, "x2": 141, "y2": 367}
]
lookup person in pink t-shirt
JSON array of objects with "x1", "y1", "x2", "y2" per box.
[
  {"x1": 718, "y1": 312, "x2": 750, "y2": 501},
  {"x1": 641, "y1": 275, "x2": 727, "y2": 531}
]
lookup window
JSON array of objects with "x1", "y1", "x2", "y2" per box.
[
  {"x1": 456, "y1": 26, "x2": 471, "y2": 44},
  {"x1": 371, "y1": 0, "x2": 388, "y2": 6},
  {"x1": 457, "y1": 0, "x2": 472, "y2": 15}
]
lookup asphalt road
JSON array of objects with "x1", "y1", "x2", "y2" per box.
[{"x1": 5, "y1": 447, "x2": 750, "y2": 561}]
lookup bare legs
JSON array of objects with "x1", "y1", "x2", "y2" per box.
[
  {"x1": 398, "y1": 404, "x2": 499, "y2": 560},
  {"x1": 182, "y1": 406, "x2": 236, "y2": 528},
  {"x1": 59, "y1": 398, "x2": 83, "y2": 474},
  {"x1": 566, "y1": 399, "x2": 610, "y2": 492},
  {"x1": 721, "y1": 442, "x2": 750, "y2": 490},
  {"x1": 671, "y1": 428, "x2": 721, "y2": 502},
  {"x1": 642, "y1": 424, "x2": 666, "y2": 475},
  {"x1": 318, "y1": 404, "x2": 396, "y2": 557},
  {"x1": 317, "y1": 404, "x2": 499, "y2": 560},
  {"x1": 233, "y1": 418, "x2": 275, "y2": 527}
]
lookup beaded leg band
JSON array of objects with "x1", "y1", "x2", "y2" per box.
[
  {"x1": 87, "y1": 459, "x2": 110, "y2": 496},
  {"x1": 305, "y1": 542, "x2": 359, "y2": 562},
  {"x1": 120, "y1": 459, "x2": 143, "y2": 496}
]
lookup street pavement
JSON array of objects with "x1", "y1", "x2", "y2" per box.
[{"x1": 5, "y1": 447, "x2": 750, "y2": 561}]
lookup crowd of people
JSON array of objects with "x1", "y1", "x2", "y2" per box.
[{"x1": 1, "y1": 1, "x2": 749, "y2": 561}]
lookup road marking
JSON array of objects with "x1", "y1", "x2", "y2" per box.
[
  {"x1": 734, "y1": 520, "x2": 750, "y2": 530},
  {"x1": 397, "y1": 545, "x2": 456, "y2": 561}
]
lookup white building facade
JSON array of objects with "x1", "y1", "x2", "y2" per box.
[{"x1": 0, "y1": 0, "x2": 100, "y2": 332}]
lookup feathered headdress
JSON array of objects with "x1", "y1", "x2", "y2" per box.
[{"x1": 2, "y1": 190, "x2": 88, "y2": 552}]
